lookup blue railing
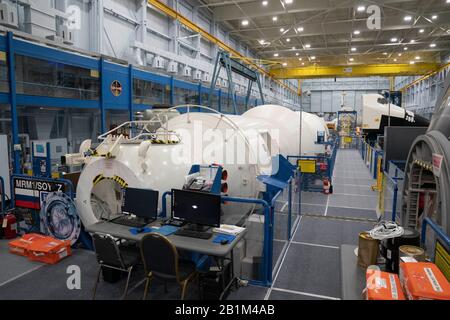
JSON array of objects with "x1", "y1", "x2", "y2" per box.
[{"x1": 421, "y1": 217, "x2": 450, "y2": 251}]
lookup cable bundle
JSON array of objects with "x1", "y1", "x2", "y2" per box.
[{"x1": 369, "y1": 220, "x2": 404, "y2": 240}]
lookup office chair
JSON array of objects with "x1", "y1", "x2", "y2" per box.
[
  {"x1": 92, "y1": 233, "x2": 140, "y2": 300},
  {"x1": 140, "y1": 233, "x2": 198, "y2": 300}
]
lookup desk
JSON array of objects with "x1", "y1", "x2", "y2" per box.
[
  {"x1": 85, "y1": 220, "x2": 246, "y2": 257},
  {"x1": 86, "y1": 220, "x2": 246, "y2": 299}
]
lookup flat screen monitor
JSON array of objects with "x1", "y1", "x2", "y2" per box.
[
  {"x1": 122, "y1": 188, "x2": 159, "y2": 220},
  {"x1": 171, "y1": 189, "x2": 221, "y2": 228}
]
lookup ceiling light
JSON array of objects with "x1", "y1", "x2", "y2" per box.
[
  {"x1": 431, "y1": 15, "x2": 438, "y2": 20},
  {"x1": 305, "y1": 44, "x2": 311, "y2": 48},
  {"x1": 398, "y1": 53, "x2": 402, "y2": 56},
  {"x1": 274, "y1": 53, "x2": 279, "y2": 57},
  {"x1": 447, "y1": 0, "x2": 450, "y2": 3},
  {"x1": 404, "y1": 15, "x2": 412, "y2": 21},
  {"x1": 297, "y1": 27, "x2": 304, "y2": 32},
  {"x1": 430, "y1": 43, "x2": 436, "y2": 47},
  {"x1": 262, "y1": 1, "x2": 268, "y2": 6},
  {"x1": 280, "y1": 28, "x2": 285, "y2": 32},
  {"x1": 349, "y1": 58, "x2": 354, "y2": 62},
  {"x1": 272, "y1": 16, "x2": 278, "y2": 21},
  {"x1": 353, "y1": 30, "x2": 360, "y2": 35},
  {"x1": 410, "y1": 61, "x2": 415, "y2": 64},
  {"x1": 410, "y1": 39, "x2": 415, "y2": 44},
  {"x1": 394, "y1": 58, "x2": 397, "y2": 62},
  {"x1": 357, "y1": 6, "x2": 365, "y2": 12},
  {"x1": 282, "y1": 62, "x2": 288, "y2": 66},
  {"x1": 403, "y1": 47, "x2": 408, "y2": 50},
  {"x1": 391, "y1": 37, "x2": 398, "y2": 42},
  {"x1": 286, "y1": 38, "x2": 291, "y2": 42},
  {"x1": 383, "y1": 52, "x2": 388, "y2": 55},
  {"x1": 296, "y1": 53, "x2": 299, "y2": 56},
  {"x1": 241, "y1": 20, "x2": 249, "y2": 26},
  {"x1": 301, "y1": 62, "x2": 305, "y2": 65},
  {"x1": 298, "y1": 57, "x2": 302, "y2": 60},
  {"x1": 311, "y1": 56, "x2": 316, "y2": 60},
  {"x1": 419, "y1": 29, "x2": 425, "y2": 33},
  {"x1": 285, "y1": 0, "x2": 293, "y2": 4},
  {"x1": 351, "y1": 47, "x2": 357, "y2": 51},
  {"x1": 259, "y1": 39, "x2": 265, "y2": 44},
  {"x1": 292, "y1": 46, "x2": 296, "y2": 50},
  {"x1": 415, "y1": 56, "x2": 420, "y2": 60}
]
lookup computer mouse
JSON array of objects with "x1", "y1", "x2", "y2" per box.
[{"x1": 220, "y1": 239, "x2": 229, "y2": 245}]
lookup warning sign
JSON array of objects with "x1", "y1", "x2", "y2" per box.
[
  {"x1": 435, "y1": 241, "x2": 450, "y2": 282},
  {"x1": 432, "y1": 153, "x2": 443, "y2": 177}
]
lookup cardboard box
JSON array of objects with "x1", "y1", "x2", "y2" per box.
[
  {"x1": 365, "y1": 269, "x2": 406, "y2": 300},
  {"x1": 399, "y1": 261, "x2": 450, "y2": 300},
  {"x1": 9, "y1": 233, "x2": 47, "y2": 257}
]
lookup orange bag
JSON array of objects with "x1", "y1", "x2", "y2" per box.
[
  {"x1": 365, "y1": 269, "x2": 406, "y2": 300},
  {"x1": 399, "y1": 261, "x2": 450, "y2": 300},
  {"x1": 9, "y1": 233, "x2": 71, "y2": 264},
  {"x1": 9, "y1": 233, "x2": 47, "y2": 257}
]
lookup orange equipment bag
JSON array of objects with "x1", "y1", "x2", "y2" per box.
[
  {"x1": 365, "y1": 269, "x2": 406, "y2": 300},
  {"x1": 8, "y1": 233, "x2": 48, "y2": 257},
  {"x1": 9, "y1": 233, "x2": 71, "y2": 264},
  {"x1": 399, "y1": 261, "x2": 450, "y2": 300}
]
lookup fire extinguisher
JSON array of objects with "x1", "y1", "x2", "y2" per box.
[
  {"x1": 1, "y1": 213, "x2": 18, "y2": 239},
  {"x1": 323, "y1": 179, "x2": 331, "y2": 194}
]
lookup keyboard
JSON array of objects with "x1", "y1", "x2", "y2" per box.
[
  {"x1": 112, "y1": 216, "x2": 147, "y2": 228},
  {"x1": 174, "y1": 229, "x2": 213, "y2": 239}
]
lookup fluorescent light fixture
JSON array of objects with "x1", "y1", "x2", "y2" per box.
[
  {"x1": 430, "y1": 43, "x2": 436, "y2": 47},
  {"x1": 410, "y1": 60, "x2": 415, "y2": 64},
  {"x1": 349, "y1": 58, "x2": 354, "y2": 61},
  {"x1": 274, "y1": 53, "x2": 279, "y2": 57},
  {"x1": 298, "y1": 57, "x2": 302, "y2": 60},
  {"x1": 311, "y1": 56, "x2": 316, "y2": 60},
  {"x1": 272, "y1": 16, "x2": 278, "y2": 21},
  {"x1": 419, "y1": 29, "x2": 425, "y2": 33},
  {"x1": 415, "y1": 56, "x2": 420, "y2": 60},
  {"x1": 282, "y1": 62, "x2": 288, "y2": 66},
  {"x1": 351, "y1": 47, "x2": 357, "y2": 51},
  {"x1": 241, "y1": 20, "x2": 249, "y2": 26},
  {"x1": 383, "y1": 52, "x2": 388, "y2": 55},
  {"x1": 410, "y1": 39, "x2": 415, "y2": 43},
  {"x1": 305, "y1": 44, "x2": 311, "y2": 48},
  {"x1": 301, "y1": 62, "x2": 305, "y2": 65},
  {"x1": 297, "y1": 27, "x2": 304, "y2": 32},
  {"x1": 357, "y1": 6, "x2": 365, "y2": 12},
  {"x1": 403, "y1": 47, "x2": 408, "y2": 50},
  {"x1": 431, "y1": 15, "x2": 437, "y2": 20},
  {"x1": 394, "y1": 58, "x2": 397, "y2": 62},
  {"x1": 404, "y1": 15, "x2": 412, "y2": 21},
  {"x1": 262, "y1": 1, "x2": 268, "y2": 6},
  {"x1": 398, "y1": 53, "x2": 402, "y2": 56},
  {"x1": 391, "y1": 37, "x2": 398, "y2": 42},
  {"x1": 353, "y1": 30, "x2": 360, "y2": 35},
  {"x1": 292, "y1": 46, "x2": 296, "y2": 50},
  {"x1": 259, "y1": 39, "x2": 265, "y2": 44},
  {"x1": 285, "y1": 0, "x2": 293, "y2": 4},
  {"x1": 280, "y1": 28, "x2": 285, "y2": 32},
  {"x1": 286, "y1": 38, "x2": 291, "y2": 42},
  {"x1": 296, "y1": 53, "x2": 299, "y2": 56}
]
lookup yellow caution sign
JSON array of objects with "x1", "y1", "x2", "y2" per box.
[
  {"x1": 435, "y1": 241, "x2": 450, "y2": 282},
  {"x1": 298, "y1": 159, "x2": 316, "y2": 174}
]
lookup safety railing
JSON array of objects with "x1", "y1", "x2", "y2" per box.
[
  {"x1": 421, "y1": 217, "x2": 450, "y2": 260},
  {"x1": 287, "y1": 143, "x2": 337, "y2": 193}
]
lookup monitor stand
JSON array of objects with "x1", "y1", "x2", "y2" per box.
[{"x1": 183, "y1": 223, "x2": 211, "y2": 232}]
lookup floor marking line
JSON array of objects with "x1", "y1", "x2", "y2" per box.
[
  {"x1": 0, "y1": 265, "x2": 44, "y2": 288},
  {"x1": 301, "y1": 203, "x2": 376, "y2": 211},
  {"x1": 271, "y1": 287, "x2": 341, "y2": 300},
  {"x1": 332, "y1": 193, "x2": 378, "y2": 198},
  {"x1": 264, "y1": 215, "x2": 303, "y2": 301},
  {"x1": 290, "y1": 241, "x2": 340, "y2": 250}
]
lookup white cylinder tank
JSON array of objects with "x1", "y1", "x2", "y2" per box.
[{"x1": 75, "y1": 105, "x2": 328, "y2": 227}]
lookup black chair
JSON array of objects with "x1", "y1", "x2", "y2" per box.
[
  {"x1": 92, "y1": 233, "x2": 140, "y2": 300},
  {"x1": 140, "y1": 233, "x2": 198, "y2": 300}
]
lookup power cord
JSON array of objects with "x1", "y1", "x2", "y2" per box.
[{"x1": 369, "y1": 220, "x2": 404, "y2": 240}]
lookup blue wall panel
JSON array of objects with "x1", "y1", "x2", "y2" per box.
[{"x1": 102, "y1": 61, "x2": 130, "y2": 110}]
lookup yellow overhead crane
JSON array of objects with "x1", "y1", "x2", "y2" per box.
[
  {"x1": 147, "y1": 0, "x2": 298, "y2": 95},
  {"x1": 269, "y1": 63, "x2": 442, "y2": 79}
]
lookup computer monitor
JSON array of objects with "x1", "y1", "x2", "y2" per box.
[
  {"x1": 171, "y1": 189, "x2": 221, "y2": 228},
  {"x1": 122, "y1": 188, "x2": 159, "y2": 221}
]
